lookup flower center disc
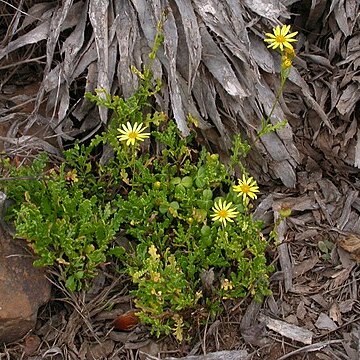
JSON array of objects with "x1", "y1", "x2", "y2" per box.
[
  {"x1": 275, "y1": 35, "x2": 286, "y2": 44},
  {"x1": 218, "y1": 210, "x2": 228, "y2": 218}
]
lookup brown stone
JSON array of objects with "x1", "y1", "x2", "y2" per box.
[{"x1": 0, "y1": 230, "x2": 51, "y2": 344}]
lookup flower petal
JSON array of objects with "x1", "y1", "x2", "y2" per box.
[
  {"x1": 281, "y1": 25, "x2": 291, "y2": 36},
  {"x1": 286, "y1": 31, "x2": 298, "y2": 38},
  {"x1": 264, "y1": 33, "x2": 276, "y2": 38},
  {"x1": 273, "y1": 25, "x2": 281, "y2": 36}
]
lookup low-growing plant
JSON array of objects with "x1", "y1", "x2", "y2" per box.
[
  {"x1": 1, "y1": 154, "x2": 123, "y2": 291},
  {"x1": 318, "y1": 239, "x2": 335, "y2": 261},
  {"x1": 0, "y1": 23, "x2": 298, "y2": 341},
  {"x1": 106, "y1": 127, "x2": 273, "y2": 339},
  {"x1": 259, "y1": 24, "x2": 298, "y2": 137}
]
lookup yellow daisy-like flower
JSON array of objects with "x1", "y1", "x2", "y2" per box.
[
  {"x1": 264, "y1": 25, "x2": 298, "y2": 51},
  {"x1": 117, "y1": 121, "x2": 150, "y2": 146},
  {"x1": 210, "y1": 199, "x2": 239, "y2": 226},
  {"x1": 233, "y1": 175, "x2": 259, "y2": 202}
]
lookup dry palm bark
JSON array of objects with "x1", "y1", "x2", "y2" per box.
[{"x1": 0, "y1": 0, "x2": 359, "y2": 189}]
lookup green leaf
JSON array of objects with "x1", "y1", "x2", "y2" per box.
[
  {"x1": 88, "y1": 250, "x2": 106, "y2": 264},
  {"x1": 193, "y1": 208, "x2": 207, "y2": 222},
  {"x1": 181, "y1": 176, "x2": 193, "y2": 188},
  {"x1": 108, "y1": 246, "x2": 126, "y2": 258},
  {"x1": 197, "y1": 199, "x2": 212, "y2": 211},
  {"x1": 195, "y1": 167, "x2": 206, "y2": 188},
  {"x1": 171, "y1": 177, "x2": 181, "y2": 185},
  {"x1": 75, "y1": 271, "x2": 85, "y2": 279},
  {"x1": 169, "y1": 201, "x2": 180, "y2": 210},
  {"x1": 201, "y1": 225, "x2": 211, "y2": 237},
  {"x1": 65, "y1": 276, "x2": 77, "y2": 291},
  {"x1": 202, "y1": 189, "x2": 213, "y2": 200},
  {"x1": 318, "y1": 241, "x2": 328, "y2": 253},
  {"x1": 175, "y1": 184, "x2": 186, "y2": 200},
  {"x1": 159, "y1": 202, "x2": 169, "y2": 214},
  {"x1": 324, "y1": 239, "x2": 334, "y2": 250}
]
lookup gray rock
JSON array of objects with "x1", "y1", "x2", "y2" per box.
[{"x1": 0, "y1": 229, "x2": 51, "y2": 344}]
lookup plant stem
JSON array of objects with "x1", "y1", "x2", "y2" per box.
[{"x1": 258, "y1": 72, "x2": 287, "y2": 134}]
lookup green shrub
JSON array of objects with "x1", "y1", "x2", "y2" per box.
[{"x1": 0, "y1": 25, "x2": 278, "y2": 340}]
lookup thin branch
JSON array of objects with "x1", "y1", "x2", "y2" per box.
[{"x1": 276, "y1": 340, "x2": 343, "y2": 360}]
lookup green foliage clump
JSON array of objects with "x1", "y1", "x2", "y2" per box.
[
  {"x1": 1, "y1": 154, "x2": 121, "y2": 291},
  {"x1": 0, "y1": 28, "x2": 274, "y2": 340}
]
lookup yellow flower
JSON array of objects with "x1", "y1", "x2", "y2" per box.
[
  {"x1": 117, "y1": 122, "x2": 150, "y2": 146},
  {"x1": 65, "y1": 169, "x2": 78, "y2": 183},
  {"x1": 282, "y1": 56, "x2": 293, "y2": 69},
  {"x1": 281, "y1": 47, "x2": 296, "y2": 69},
  {"x1": 221, "y1": 278, "x2": 234, "y2": 291},
  {"x1": 284, "y1": 47, "x2": 296, "y2": 60},
  {"x1": 233, "y1": 175, "x2": 259, "y2": 202},
  {"x1": 264, "y1": 25, "x2": 298, "y2": 51},
  {"x1": 210, "y1": 199, "x2": 239, "y2": 226}
]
